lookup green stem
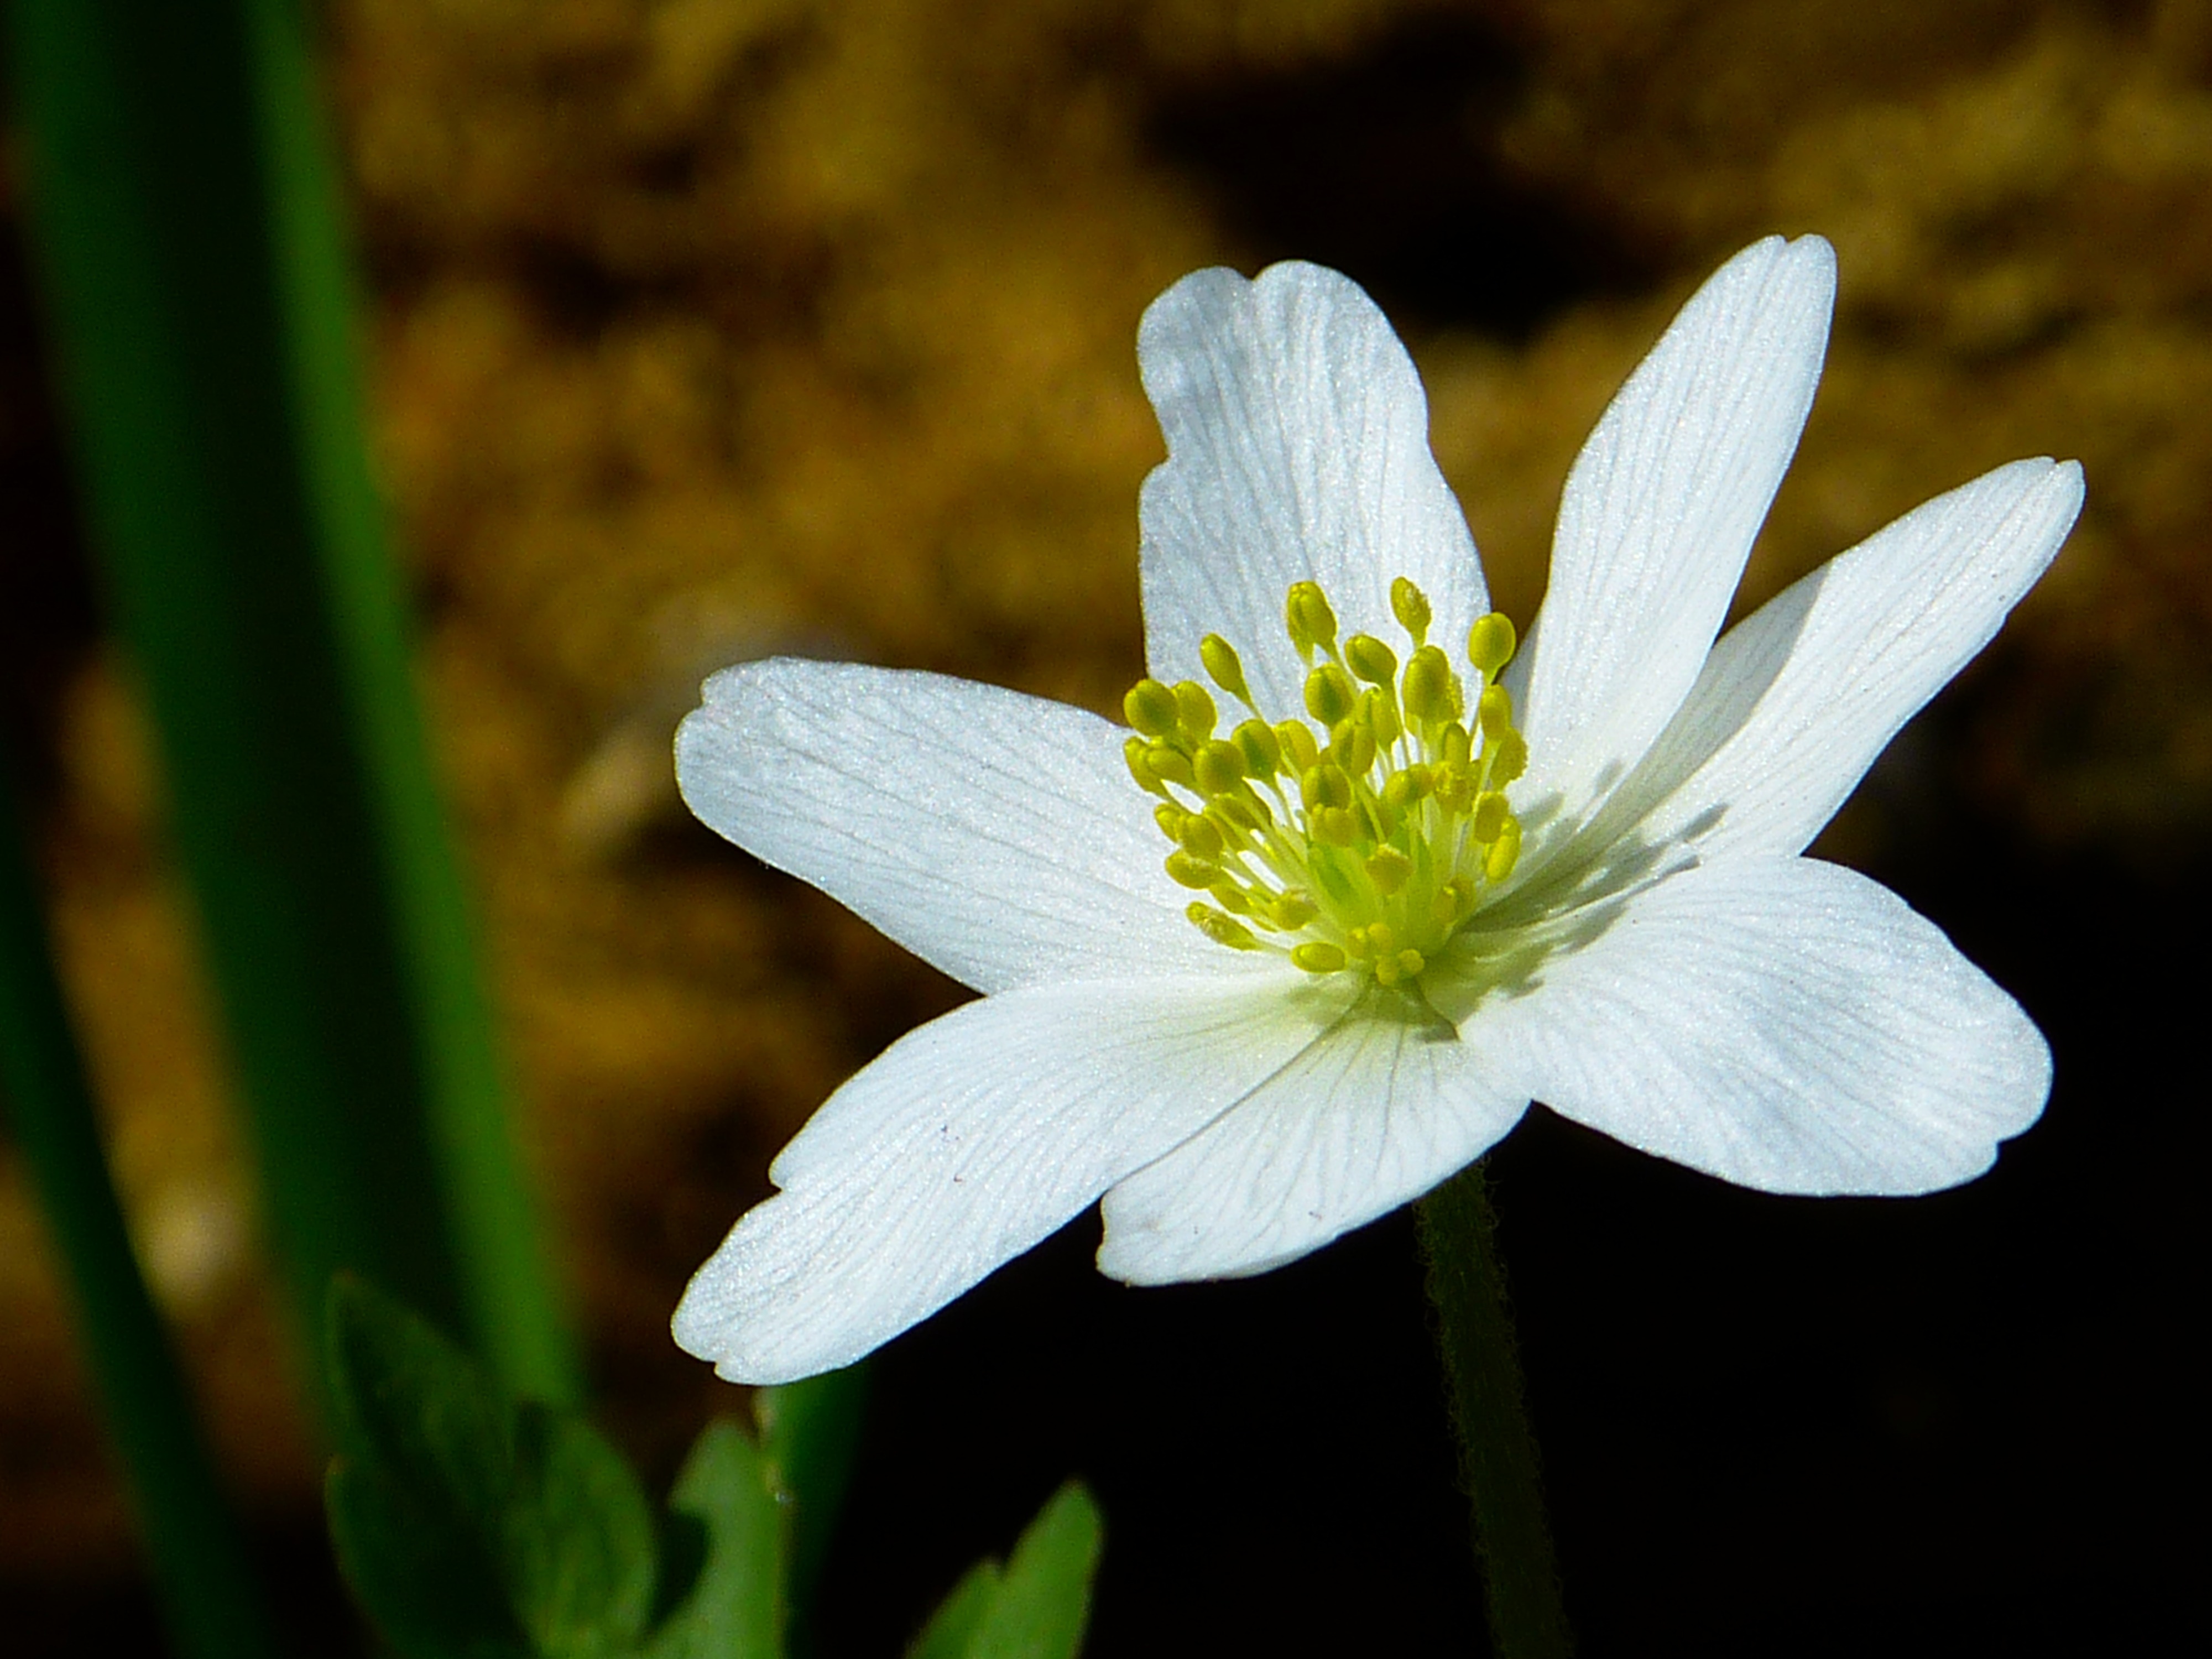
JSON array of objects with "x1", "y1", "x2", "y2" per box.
[
  {"x1": 3, "y1": 0, "x2": 578, "y2": 1410},
  {"x1": 1415, "y1": 1160, "x2": 1572, "y2": 1659},
  {"x1": 0, "y1": 761, "x2": 280, "y2": 1659}
]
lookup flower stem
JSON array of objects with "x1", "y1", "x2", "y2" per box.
[
  {"x1": 0, "y1": 761, "x2": 280, "y2": 1659},
  {"x1": 1416, "y1": 1160, "x2": 1572, "y2": 1658}
]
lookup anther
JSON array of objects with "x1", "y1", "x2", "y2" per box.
[
  {"x1": 1194, "y1": 740, "x2": 1246, "y2": 796},
  {"x1": 1124, "y1": 679, "x2": 1181, "y2": 738},
  {"x1": 1233, "y1": 718, "x2": 1282, "y2": 779},
  {"x1": 1314, "y1": 806, "x2": 1360, "y2": 846},
  {"x1": 1365, "y1": 847, "x2": 1412, "y2": 895},
  {"x1": 1276, "y1": 721, "x2": 1319, "y2": 773},
  {"x1": 1209, "y1": 794, "x2": 1262, "y2": 834},
  {"x1": 1153, "y1": 802, "x2": 1188, "y2": 841},
  {"x1": 1175, "y1": 680, "x2": 1218, "y2": 739},
  {"x1": 1391, "y1": 577, "x2": 1432, "y2": 645},
  {"x1": 1305, "y1": 662, "x2": 1357, "y2": 727},
  {"x1": 1178, "y1": 816, "x2": 1225, "y2": 861},
  {"x1": 1487, "y1": 730, "x2": 1528, "y2": 786},
  {"x1": 1432, "y1": 763, "x2": 1475, "y2": 814},
  {"x1": 1468, "y1": 612, "x2": 1517, "y2": 679},
  {"x1": 1292, "y1": 942, "x2": 1347, "y2": 973},
  {"x1": 1200, "y1": 634, "x2": 1251, "y2": 707},
  {"x1": 1345, "y1": 634, "x2": 1398, "y2": 686},
  {"x1": 1301, "y1": 764, "x2": 1353, "y2": 812},
  {"x1": 1272, "y1": 890, "x2": 1318, "y2": 929},
  {"x1": 1208, "y1": 881, "x2": 1254, "y2": 917},
  {"x1": 1478, "y1": 683, "x2": 1515, "y2": 741},
  {"x1": 1145, "y1": 741, "x2": 1195, "y2": 789},
  {"x1": 1470, "y1": 791, "x2": 1508, "y2": 843},
  {"x1": 1360, "y1": 685, "x2": 1401, "y2": 750},
  {"x1": 1286, "y1": 581, "x2": 1339, "y2": 656},
  {"x1": 1401, "y1": 645, "x2": 1452, "y2": 724},
  {"x1": 1381, "y1": 768, "x2": 1422, "y2": 813},
  {"x1": 1124, "y1": 735, "x2": 1171, "y2": 797},
  {"x1": 1483, "y1": 817, "x2": 1522, "y2": 884},
  {"x1": 1165, "y1": 851, "x2": 1222, "y2": 889},
  {"x1": 1329, "y1": 718, "x2": 1375, "y2": 777},
  {"x1": 1187, "y1": 902, "x2": 1259, "y2": 951}
]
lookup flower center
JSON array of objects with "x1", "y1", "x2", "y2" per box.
[{"x1": 1123, "y1": 576, "x2": 1526, "y2": 989}]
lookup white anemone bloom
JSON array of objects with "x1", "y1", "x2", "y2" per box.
[{"x1": 673, "y1": 234, "x2": 2083, "y2": 1385}]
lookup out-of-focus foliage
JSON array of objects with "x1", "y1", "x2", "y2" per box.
[
  {"x1": 905, "y1": 1483, "x2": 1102, "y2": 1659},
  {"x1": 324, "y1": 1279, "x2": 1093, "y2": 1659},
  {"x1": 5, "y1": 0, "x2": 2210, "y2": 1582}
]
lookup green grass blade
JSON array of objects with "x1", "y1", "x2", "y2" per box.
[
  {"x1": 0, "y1": 760, "x2": 280, "y2": 1659},
  {"x1": 3, "y1": 0, "x2": 577, "y2": 1408}
]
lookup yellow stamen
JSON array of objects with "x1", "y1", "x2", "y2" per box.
[{"x1": 1124, "y1": 576, "x2": 1530, "y2": 990}]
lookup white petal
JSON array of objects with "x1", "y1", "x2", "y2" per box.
[
  {"x1": 677, "y1": 659, "x2": 1237, "y2": 994},
  {"x1": 1514, "y1": 236, "x2": 1836, "y2": 835},
  {"x1": 672, "y1": 971, "x2": 1357, "y2": 1383},
  {"x1": 1470, "y1": 858, "x2": 2048, "y2": 1194},
  {"x1": 1589, "y1": 458, "x2": 2084, "y2": 863},
  {"x1": 1137, "y1": 261, "x2": 1488, "y2": 713},
  {"x1": 1097, "y1": 994, "x2": 1527, "y2": 1284}
]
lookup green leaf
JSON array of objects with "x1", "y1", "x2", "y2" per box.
[
  {"x1": 328, "y1": 1275, "x2": 514, "y2": 1530},
  {"x1": 755, "y1": 1361, "x2": 869, "y2": 1627},
  {"x1": 904, "y1": 1563, "x2": 999, "y2": 1659},
  {"x1": 906, "y1": 1484, "x2": 1103, "y2": 1659},
  {"x1": 646, "y1": 1420, "x2": 786, "y2": 1659},
  {"x1": 326, "y1": 1458, "x2": 526, "y2": 1659},
  {"x1": 324, "y1": 1279, "x2": 655, "y2": 1658},
  {"x1": 503, "y1": 1405, "x2": 658, "y2": 1656},
  {"x1": 969, "y1": 1484, "x2": 1102, "y2": 1659}
]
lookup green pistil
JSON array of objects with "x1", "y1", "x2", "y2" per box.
[{"x1": 1123, "y1": 578, "x2": 1527, "y2": 989}]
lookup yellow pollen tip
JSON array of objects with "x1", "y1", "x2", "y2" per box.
[
  {"x1": 1345, "y1": 633, "x2": 1397, "y2": 686},
  {"x1": 1233, "y1": 718, "x2": 1282, "y2": 778},
  {"x1": 1124, "y1": 679, "x2": 1181, "y2": 738},
  {"x1": 1194, "y1": 739, "x2": 1246, "y2": 796},
  {"x1": 1174, "y1": 680, "x2": 1218, "y2": 739},
  {"x1": 1329, "y1": 718, "x2": 1376, "y2": 777},
  {"x1": 1177, "y1": 815, "x2": 1225, "y2": 860},
  {"x1": 1145, "y1": 740, "x2": 1196, "y2": 789},
  {"x1": 1484, "y1": 817, "x2": 1522, "y2": 884},
  {"x1": 1478, "y1": 683, "x2": 1515, "y2": 740},
  {"x1": 1360, "y1": 685, "x2": 1401, "y2": 750},
  {"x1": 1285, "y1": 581, "x2": 1338, "y2": 656},
  {"x1": 1149, "y1": 592, "x2": 1527, "y2": 988},
  {"x1": 1301, "y1": 764, "x2": 1353, "y2": 812},
  {"x1": 1187, "y1": 902, "x2": 1260, "y2": 950},
  {"x1": 1165, "y1": 851, "x2": 1221, "y2": 889},
  {"x1": 1365, "y1": 846, "x2": 1412, "y2": 895},
  {"x1": 1470, "y1": 791, "x2": 1507, "y2": 843},
  {"x1": 1305, "y1": 662, "x2": 1356, "y2": 726},
  {"x1": 1207, "y1": 881, "x2": 1254, "y2": 917},
  {"x1": 1314, "y1": 806, "x2": 1359, "y2": 846},
  {"x1": 1468, "y1": 612, "x2": 1517, "y2": 678},
  {"x1": 1402, "y1": 645, "x2": 1452, "y2": 724},
  {"x1": 1391, "y1": 577, "x2": 1432, "y2": 644},
  {"x1": 1200, "y1": 634, "x2": 1251, "y2": 705},
  {"x1": 1124, "y1": 735, "x2": 1171, "y2": 797},
  {"x1": 1488, "y1": 729, "x2": 1528, "y2": 786},
  {"x1": 1374, "y1": 948, "x2": 1426, "y2": 988}
]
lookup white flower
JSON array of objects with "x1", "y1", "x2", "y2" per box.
[{"x1": 671, "y1": 235, "x2": 2083, "y2": 1385}]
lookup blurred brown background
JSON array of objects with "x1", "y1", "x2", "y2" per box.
[{"x1": 1, "y1": 0, "x2": 2202, "y2": 1652}]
